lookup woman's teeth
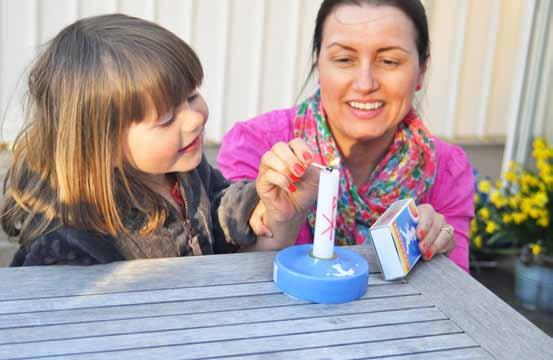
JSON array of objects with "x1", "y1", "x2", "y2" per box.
[{"x1": 349, "y1": 101, "x2": 383, "y2": 110}]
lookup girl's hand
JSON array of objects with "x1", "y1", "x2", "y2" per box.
[
  {"x1": 416, "y1": 204, "x2": 455, "y2": 260},
  {"x1": 255, "y1": 139, "x2": 319, "y2": 224},
  {"x1": 248, "y1": 201, "x2": 272, "y2": 237}
]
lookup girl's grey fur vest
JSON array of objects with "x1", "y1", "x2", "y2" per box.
[{"x1": 11, "y1": 156, "x2": 259, "y2": 266}]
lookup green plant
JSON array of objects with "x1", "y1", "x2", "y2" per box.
[{"x1": 471, "y1": 138, "x2": 553, "y2": 263}]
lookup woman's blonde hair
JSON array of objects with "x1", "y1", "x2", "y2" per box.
[{"x1": 1, "y1": 14, "x2": 203, "y2": 244}]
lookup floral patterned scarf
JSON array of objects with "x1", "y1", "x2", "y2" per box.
[{"x1": 294, "y1": 91, "x2": 437, "y2": 245}]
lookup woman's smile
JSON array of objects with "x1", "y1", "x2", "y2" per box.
[{"x1": 347, "y1": 100, "x2": 385, "y2": 120}]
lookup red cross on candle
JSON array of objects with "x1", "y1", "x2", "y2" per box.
[{"x1": 321, "y1": 195, "x2": 337, "y2": 242}]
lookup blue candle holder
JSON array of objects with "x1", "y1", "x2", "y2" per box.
[{"x1": 273, "y1": 244, "x2": 369, "y2": 304}]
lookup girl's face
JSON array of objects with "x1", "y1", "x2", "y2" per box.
[
  {"x1": 318, "y1": 5, "x2": 425, "y2": 151},
  {"x1": 124, "y1": 92, "x2": 208, "y2": 175}
]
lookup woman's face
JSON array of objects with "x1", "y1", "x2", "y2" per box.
[
  {"x1": 318, "y1": 5, "x2": 425, "y2": 151},
  {"x1": 124, "y1": 92, "x2": 208, "y2": 175}
]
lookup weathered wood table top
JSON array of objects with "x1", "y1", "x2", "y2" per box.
[{"x1": 0, "y1": 246, "x2": 551, "y2": 359}]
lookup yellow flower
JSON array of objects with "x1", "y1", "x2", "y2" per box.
[
  {"x1": 504, "y1": 171, "x2": 517, "y2": 183},
  {"x1": 509, "y1": 195, "x2": 521, "y2": 208},
  {"x1": 537, "y1": 160, "x2": 551, "y2": 176},
  {"x1": 502, "y1": 213, "x2": 513, "y2": 224},
  {"x1": 490, "y1": 191, "x2": 507, "y2": 208},
  {"x1": 470, "y1": 219, "x2": 477, "y2": 234},
  {"x1": 474, "y1": 194, "x2": 480, "y2": 205},
  {"x1": 537, "y1": 216, "x2": 550, "y2": 228},
  {"x1": 485, "y1": 221, "x2": 498, "y2": 234},
  {"x1": 512, "y1": 212, "x2": 527, "y2": 224},
  {"x1": 531, "y1": 243, "x2": 542, "y2": 256},
  {"x1": 520, "y1": 198, "x2": 532, "y2": 215},
  {"x1": 478, "y1": 180, "x2": 491, "y2": 194},
  {"x1": 533, "y1": 138, "x2": 547, "y2": 150},
  {"x1": 534, "y1": 191, "x2": 548, "y2": 207},
  {"x1": 533, "y1": 148, "x2": 549, "y2": 161},
  {"x1": 529, "y1": 208, "x2": 540, "y2": 219},
  {"x1": 474, "y1": 235, "x2": 483, "y2": 249},
  {"x1": 478, "y1": 207, "x2": 490, "y2": 220}
]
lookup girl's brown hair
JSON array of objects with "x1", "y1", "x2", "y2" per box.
[{"x1": 1, "y1": 14, "x2": 203, "y2": 244}]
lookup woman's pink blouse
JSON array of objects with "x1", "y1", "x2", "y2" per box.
[{"x1": 217, "y1": 107, "x2": 475, "y2": 272}]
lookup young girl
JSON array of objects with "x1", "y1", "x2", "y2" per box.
[{"x1": 2, "y1": 14, "x2": 318, "y2": 266}]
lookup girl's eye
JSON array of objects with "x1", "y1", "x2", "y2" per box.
[
  {"x1": 158, "y1": 111, "x2": 175, "y2": 127},
  {"x1": 160, "y1": 117, "x2": 174, "y2": 127},
  {"x1": 187, "y1": 93, "x2": 199, "y2": 102}
]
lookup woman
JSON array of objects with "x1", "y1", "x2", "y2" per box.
[{"x1": 218, "y1": 0, "x2": 474, "y2": 271}]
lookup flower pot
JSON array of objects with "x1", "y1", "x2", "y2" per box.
[{"x1": 514, "y1": 260, "x2": 553, "y2": 312}]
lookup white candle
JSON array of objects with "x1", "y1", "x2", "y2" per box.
[{"x1": 312, "y1": 167, "x2": 340, "y2": 259}]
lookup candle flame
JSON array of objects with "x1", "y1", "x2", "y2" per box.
[{"x1": 328, "y1": 158, "x2": 340, "y2": 169}]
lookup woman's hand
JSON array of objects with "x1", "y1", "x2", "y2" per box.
[
  {"x1": 255, "y1": 139, "x2": 319, "y2": 224},
  {"x1": 416, "y1": 204, "x2": 455, "y2": 260},
  {"x1": 244, "y1": 139, "x2": 319, "y2": 251}
]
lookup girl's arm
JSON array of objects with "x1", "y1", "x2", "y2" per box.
[
  {"x1": 10, "y1": 228, "x2": 123, "y2": 266},
  {"x1": 196, "y1": 155, "x2": 259, "y2": 253}
]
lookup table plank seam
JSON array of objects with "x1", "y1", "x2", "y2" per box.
[
  {"x1": 2, "y1": 325, "x2": 465, "y2": 360},
  {"x1": 355, "y1": 345, "x2": 484, "y2": 360},
  {"x1": 425, "y1": 309, "x2": 497, "y2": 360},
  {"x1": 0, "y1": 305, "x2": 441, "y2": 345},
  {"x1": 0, "y1": 292, "x2": 423, "y2": 316},
  {"x1": 0, "y1": 294, "x2": 428, "y2": 331},
  {"x1": 0, "y1": 280, "x2": 276, "y2": 303},
  {"x1": 0, "y1": 276, "x2": 399, "y2": 304},
  {"x1": 0, "y1": 298, "x2": 429, "y2": 331}
]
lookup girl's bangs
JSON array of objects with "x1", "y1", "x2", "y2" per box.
[{"x1": 118, "y1": 41, "x2": 204, "y2": 123}]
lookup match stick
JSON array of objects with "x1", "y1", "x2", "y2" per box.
[{"x1": 310, "y1": 162, "x2": 334, "y2": 172}]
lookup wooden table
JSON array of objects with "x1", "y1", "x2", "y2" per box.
[{"x1": 0, "y1": 247, "x2": 551, "y2": 359}]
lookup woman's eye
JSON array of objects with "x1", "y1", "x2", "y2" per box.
[
  {"x1": 334, "y1": 57, "x2": 352, "y2": 64},
  {"x1": 379, "y1": 58, "x2": 399, "y2": 67}
]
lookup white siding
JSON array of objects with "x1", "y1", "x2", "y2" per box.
[{"x1": 0, "y1": 0, "x2": 539, "y2": 146}]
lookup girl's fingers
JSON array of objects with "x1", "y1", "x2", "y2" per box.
[{"x1": 249, "y1": 203, "x2": 273, "y2": 238}]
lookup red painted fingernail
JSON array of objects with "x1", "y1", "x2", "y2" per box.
[
  {"x1": 425, "y1": 249, "x2": 433, "y2": 259},
  {"x1": 288, "y1": 183, "x2": 297, "y2": 192},
  {"x1": 293, "y1": 163, "x2": 305, "y2": 176},
  {"x1": 419, "y1": 229, "x2": 426, "y2": 238},
  {"x1": 303, "y1": 152, "x2": 313, "y2": 161},
  {"x1": 290, "y1": 174, "x2": 300, "y2": 183}
]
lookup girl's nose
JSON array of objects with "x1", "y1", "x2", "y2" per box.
[{"x1": 181, "y1": 109, "x2": 206, "y2": 133}]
